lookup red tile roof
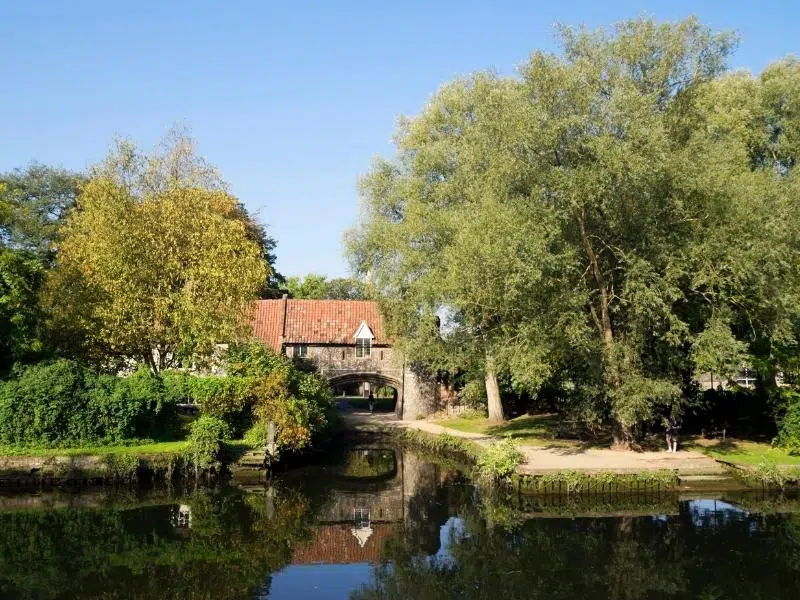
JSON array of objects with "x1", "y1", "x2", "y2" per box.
[
  {"x1": 290, "y1": 523, "x2": 395, "y2": 565},
  {"x1": 251, "y1": 298, "x2": 387, "y2": 351}
]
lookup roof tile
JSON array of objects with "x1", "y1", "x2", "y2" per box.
[{"x1": 251, "y1": 299, "x2": 387, "y2": 351}]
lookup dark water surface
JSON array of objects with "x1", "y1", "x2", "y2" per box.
[{"x1": 1, "y1": 442, "x2": 799, "y2": 599}]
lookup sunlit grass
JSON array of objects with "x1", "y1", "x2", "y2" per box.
[
  {"x1": 0, "y1": 440, "x2": 189, "y2": 457},
  {"x1": 686, "y1": 437, "x2": 800, "y2": 466},
  {"x1": 436, "y1": 414, "x2": 581, "y2": 447}
]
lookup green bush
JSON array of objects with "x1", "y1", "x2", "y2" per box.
[
  {"x1": 776, "y1": 392, "x2": 800, "y2": 455},
  {"x1": 0, "y1": 360, "x2": 178, "y2": 447},
  {"x1": 243, "y1": 421, "x2": 270, "y2": 448},
  {"x1": 188, "y1": 415, "x2": 230, "y2": 469},
  {"x1": 476, "y1": 437, "x2": 524, "y2": 483}
]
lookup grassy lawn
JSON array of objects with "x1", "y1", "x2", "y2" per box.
[
  {"x1": 685, "y1": 437, "x2": 800, "y2": 466},
  {"x1": 436, "y1": 414, "x2": 582, "y2": 447},
  {"x1": 0, "y1": 440, "x2": 190, "y2": 458}
]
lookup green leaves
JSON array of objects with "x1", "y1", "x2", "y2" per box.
[
  {"x1": 45, "y1": 132, "x2": 268, "y2": 370},
  {"x1": 350, "y1": 16, "x2": 800, "y2": 436}
]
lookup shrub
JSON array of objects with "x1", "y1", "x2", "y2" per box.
[
  {"x1": 776, "y1": 392, "x2": 800, "y2": 455},
  {"x1": 458, "y1": 379, "x2": 487, "y2": 410},
  {"x1": 0, "y1": 360, "x2": 179, "y2": 447},
  {"x1": 476, "y1": 437, "x2": 524, "y2": 483},
  {"x1": 187, "y1": 415, "x2": 230, "y2": 469},
  {"x1": 186, "y1": 375, "x2": 253, "y2": 436},
  {"x1": 243, "y1": 421, "x2": 270, "y2": 448}
]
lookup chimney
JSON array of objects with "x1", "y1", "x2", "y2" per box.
[{"x1": 279, "y1": 293, "x2": 288, "y2": 353}]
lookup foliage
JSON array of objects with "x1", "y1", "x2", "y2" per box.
[
  {"x1": 0, "y1": 248, "x2": 44, "y2": 369},
  {"x1": 690, "y1": 314, "x2": 749, "y2": 383},
  {"x1": 44, "y1": 129, "x2": 268, "y2": 371},
  {"x1": 0, "y1": 163, "x2": 84, "y2": 260},
  {"x1": 458, "y1": 379, "x2": 487, "y2": 409},
  {"x1": 348, "y1": 16, "x2": 800, "y2": 440},
  {"x1": 242, "y1": 420, "x2": 270, "y2": 448},
  {"x1": 161, "y1": 370, "x2": 253, "y2": 436},
  {"x1": 395, "y1": 429, "x2": 482, "y2": 465},
  {"x1": 776, "y1": 391, "x2": 800, "y2": 454},
  {"x1": 476, "y1": 437, "x2": 524, "y2": 482},
  {"x1": 0, "y1": 360, "x2": 179, "y2": 447},
  {"x1": 187, "y1": 415, "x2": 230, "y2": 470},
  {"x1": 284, "y1": 272, "x2": 367, "y2": 299},
  {"x1": 102, "y1": 452, "x2": 141, "y2": 479},
  {"x1": 519, "y1": 469, "x2": 678, "y2": 494},
  {"x1": 740, "y1": 459, "x2": 800, "y2": 489}
]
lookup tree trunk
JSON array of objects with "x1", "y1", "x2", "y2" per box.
[
  {"x1": 485, "y1": 368, "x2": 504, "y2": 423},
  {"x1": 611, "y1": 420, "x2": 633, "y2": 450}
]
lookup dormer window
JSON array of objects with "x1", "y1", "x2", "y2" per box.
[
  {"x1": 356, "y1": 337, "x2": 371, "y2": 358},
  {"x1": 354, "y1": 321, "x2": 374, "y2": 359}
]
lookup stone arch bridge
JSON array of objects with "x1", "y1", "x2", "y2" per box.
[{"x1": 251, "y1": 296, "x2": 440, "y2": 419}]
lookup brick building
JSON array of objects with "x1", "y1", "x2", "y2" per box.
[{"x1": 251, "y1": 296, "x2": 439, "y2": 419}]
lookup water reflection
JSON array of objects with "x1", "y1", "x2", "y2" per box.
[{"x1": 0, "y1": 442, "x2": 797, "y2": 599}]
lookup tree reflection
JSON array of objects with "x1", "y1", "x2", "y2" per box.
[
  {"x1": 0, "y1": 485, "x2": 322, "y2": 599},
  {"x1": 354, "y1": 484, "x2": 800, "y2": 600}
]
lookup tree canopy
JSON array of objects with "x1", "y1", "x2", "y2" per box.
[
  {"x1": 348, "y1": 16, "x2": 800, "y2": 437},
  {"x1": 285, "y1": 273, "x2": 367, "y2": 300},
  {"x1": 45, "y1": 130, "x2": 269, "y2": 371}
]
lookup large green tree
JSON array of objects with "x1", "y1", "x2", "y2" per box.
[
  {"x1": 348, "y1": 17, "x2": 800, "y2": 436},
  {"x1": 285, "y1": 273, "x2": 367, "y2": 299},
  {"x1": 0, "y1": 164, "x2": 84, "y2": 260},
  {"x1": 0, "y1": 166, "x2": 83, "y2": 368},
  {"x1": 45, "y1": 130, "x2": 269, "y2": 371}
]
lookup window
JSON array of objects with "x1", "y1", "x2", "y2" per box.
[
  {"x1": 294, "y1": 344, "x2": 308, "y2": 358},
  {"x1": 734, "y1": 368, "x2": 757, "y2": 387},
  {"x1": 356, "y1": 337, "x2": 371, "y2": 358}
]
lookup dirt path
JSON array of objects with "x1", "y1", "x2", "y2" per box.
[{"x1": 342, "y1": 412, "x2": 726, "y2": 475}]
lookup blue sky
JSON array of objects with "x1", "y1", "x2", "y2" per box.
[{"x1": 2, "y1": 1, "x2": 798, "y2": 277}]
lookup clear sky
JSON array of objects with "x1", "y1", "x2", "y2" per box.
[{"x1": 2, "y1": 1, "x2": 798, "y2": 278}]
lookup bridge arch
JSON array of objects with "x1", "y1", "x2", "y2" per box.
[{"x1": 328, "y1": 372, "x2": 403, "y2": 417}]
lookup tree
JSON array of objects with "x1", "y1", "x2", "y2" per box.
[
  {"x1": 285, "y1": 273, "x2": 366, "y2": 299},
  {"x1": 349, "y1": 17, "x2": 800, "y2": 437},
  {"x1": 285, "y1": 273, "x2": 329, "y2": 299},
  {"x1": 0, "y1": 164, "x2": 84, "y2": 261},
  {"x1": 0, "y1": 248, "x2": 43, "y2": 369},
  {"x1": 45, "y1": 130, "x2": 268, "y2": 371}
]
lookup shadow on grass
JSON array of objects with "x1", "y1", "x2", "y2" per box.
[{"x1": 484, "y1": 414, "x2": 612, "y2": 453}]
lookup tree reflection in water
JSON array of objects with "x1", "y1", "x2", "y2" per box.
[
  {"x1": 0, "y1": 447, "x2": 798, "y2": 599},
  {"x1": 353, "y1": 477, "x2": 800, "y2": 600}
]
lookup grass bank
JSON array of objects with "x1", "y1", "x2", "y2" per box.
[
  {"x1": 0, "y1": 440, "x2": 189, "y2": 457},
  {"x1": 685, "y1": 437, "x2": 800, "y2": 466},
  {"x1": 435, "y1": 414, "x2": 585, "y2": 448}
]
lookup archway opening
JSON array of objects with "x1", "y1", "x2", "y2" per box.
[{"x1": 331, "y1": 376, "x2": 400, "y2": 415}]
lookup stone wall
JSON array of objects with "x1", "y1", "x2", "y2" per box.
[{"x1": 284, "y1": 343, "x2": 442, "y2": 419}]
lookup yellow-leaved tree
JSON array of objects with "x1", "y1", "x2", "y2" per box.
[{"x1": 46, "y1": 128, "x2": 268, "y2": 371}]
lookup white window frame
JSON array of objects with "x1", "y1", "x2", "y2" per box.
[
  {"x1": 294, "y1": 344, "x2": 309, "y2": 359},
  {"x1": 356, "y1": 337, "x2": 371, "y2": 358}
]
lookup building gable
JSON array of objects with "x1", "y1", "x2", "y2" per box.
[{"x1": 251, "y1": 297, "x2": 387, "y2": 351}]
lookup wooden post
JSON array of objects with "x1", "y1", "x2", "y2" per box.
[{"x1": 267, "y1": 422, "x2": 276, "y2": 459}]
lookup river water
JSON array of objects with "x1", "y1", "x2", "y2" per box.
[{"x1": 1, "y1": 440, "x2": 799, "y2": 599}]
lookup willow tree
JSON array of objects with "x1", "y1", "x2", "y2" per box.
[
  {"x1": 349, "y1": 17, "x2": 800, "y2": 437},
  {"x1": 348, "y1": 75, "x2": 567, "y2": 422},
  {"x1": 46, "y1": 130, "x2": 268, "y2": 371}
]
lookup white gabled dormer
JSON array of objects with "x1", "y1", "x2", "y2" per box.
[{"x1": 354, "y1": 321, "x2": 374, "y2": 358}]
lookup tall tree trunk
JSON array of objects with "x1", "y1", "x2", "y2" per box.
[
  {"x1": 576, "y1": 208, "x2": 630, "y2": 448},
  {"x1": 485, "y1": 368, "x2": 504, "y2": 423}
]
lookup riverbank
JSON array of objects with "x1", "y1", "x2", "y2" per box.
[
  {"x1": 0, "y1": 440, "x2": 223, "y2": 484},
  {"x1": 342, "y1": 412, "x2": 726, "y2": 476}
]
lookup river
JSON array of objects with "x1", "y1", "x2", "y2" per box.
[{"x1": 0, "y1": 438, "x2": 798, "y2": 599}]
